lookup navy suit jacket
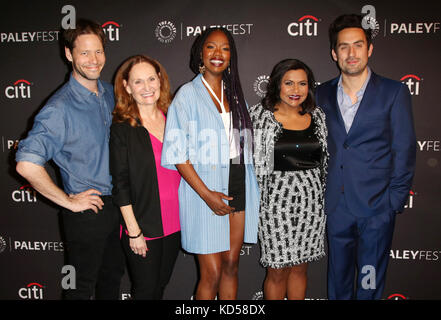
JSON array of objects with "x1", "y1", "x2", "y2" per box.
[{"x1": 316, "y1": 72, "x2": 416, "y2": 217}]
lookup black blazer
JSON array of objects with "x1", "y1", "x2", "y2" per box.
[{"x1": 109, "y1": 121, "x2": 163, "y2": 238}]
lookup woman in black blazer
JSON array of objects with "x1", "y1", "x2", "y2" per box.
[{"x1": 109, "y1": 55, "x2": 181, "y2": 299}]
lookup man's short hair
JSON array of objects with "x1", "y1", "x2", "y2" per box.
[
  {"x1": 329, "y1": 14, "x2": 372, "y2": 51},
  {"x1": 63, "y1": 18, "x2": 106, "y2": 51}
]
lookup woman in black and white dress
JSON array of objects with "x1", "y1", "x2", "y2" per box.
[{"x1": 250, "y1": 59, "x2": 328, "y2": 300}]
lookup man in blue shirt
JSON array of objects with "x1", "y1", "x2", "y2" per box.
[
  {"x1": 16, "y1": 19, "x2": 125, "y2": 300},
  {"x1": 316, "y1": 14, "x2": 416, "y2": 299}
]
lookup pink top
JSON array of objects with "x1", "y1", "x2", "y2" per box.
[{"x1": 145, "y1": 132, "x2": 181, "y2": 240}]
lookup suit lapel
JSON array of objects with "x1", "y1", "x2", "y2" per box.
[
  {"x1": 328, "y1": 77, "x2": 347, "y2": 135},
  {"x1": 346, "y1": 72, "x2": 379, "y2": 137}
]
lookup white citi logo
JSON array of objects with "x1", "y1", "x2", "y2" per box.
[
  {"x1": 155, "y1": 21, "x2": 177, "y2": 43},
  {"x1": 18, "y1": 283, "x2": 44, "y2": 299},
  {"x1": 5, "y1": 79, "x2": 31, "y2": 99},
  {"x1": 288, "y1": 15, "x2": 319, "y2": 37},
  {"x1": 102, "y1": 21, "x2": 120, "y2": 41},
  {"x1": 401, "y1": 74, "x2": 422, "y2": 96},
  {"x1": 12, "y1": 184, "x2": 37, "y2": 203},
  {"x1": 253, "y1": 75, "x2": 270, "y2": 98}
]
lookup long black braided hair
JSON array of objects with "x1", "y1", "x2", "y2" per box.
[{"x1": 190, "y1": 27, "x2": 253, "y2": 162}]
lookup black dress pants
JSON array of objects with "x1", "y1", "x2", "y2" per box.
[
  {"x1": 122, "y1": 231, "x2": 181, "y2": 300},
  {"x1": 61, "y1": 195, "x2": 125, "y2": 300}
]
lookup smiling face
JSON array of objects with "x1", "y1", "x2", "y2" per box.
[
  {"x1": 332, "y1": 27, "x2": 373, "y2": 76},
  {"x1": 65, "y1": 34, "x2": 105, "y2": 86},
  {"x1": 278, "y1": 69, "x2": 309, "y2": 109},
  {"x1": 124, "y1": 62, "x2": 161, "y2": 108},
  {"x1": 201, "y1": 30, "x2": 231, "y2": 76}
]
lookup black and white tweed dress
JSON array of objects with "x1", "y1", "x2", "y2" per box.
[{"x1": 250, "y1": 103, "x2": 328, "y2": 268}]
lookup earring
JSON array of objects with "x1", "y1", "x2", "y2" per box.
[
  {"x1": 228, "y1": 66, "x2": 231, "y2": 74},
  {"x1": 199, "y1": 63, "x2": 206, "y2": 74}
]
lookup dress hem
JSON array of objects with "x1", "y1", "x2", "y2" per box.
[{"x1": 260, "y1": 251, "x2": 325, "y2": 269}]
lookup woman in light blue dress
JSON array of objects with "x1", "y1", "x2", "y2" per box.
[{"x1": 161, "y1": 27, "x2": 259, "y2": 300}]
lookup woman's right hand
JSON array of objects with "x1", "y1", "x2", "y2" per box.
[
  {"x1": 203, "y1": 190, "x2": 235, "y2": 216},
  {"x1": 129, "y1": 235, "x2": 148, "y2": 258}
]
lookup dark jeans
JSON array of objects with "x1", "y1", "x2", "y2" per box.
[
  {"x1": 61, "y1": 196, "x2": 125, "y2": 300},
  {"x1": 122, "y1": 231, "x2": 181, "y2": 300}
]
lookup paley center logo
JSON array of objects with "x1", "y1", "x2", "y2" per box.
[
  {"x1": 102, "y1": 21, "x2": 121, "y2": 42},
  {"x1": 5, "y1": 79, "x2": 32, "y2": 99},
  {"x1": 155, "y1": 21, "x2": 177, "y2": 43},
  {"x1": 253, "y1": 75, "x2": 270, "y2": 98},
  {"x1": 400, "y1": 74, "x2": 422, "y2": 96},
  {"x1": 0, "y1": 236, "x2": 7, "y2": 253},
  {"x1": 288, "y1": 15, "x2": 319, "y2": 37},
  {"x1": 18, "y1": 282, "x2": 44, "y2": 300},
  {"x1": 12, "y1": 184, "x2": 37, "y2": 203}
]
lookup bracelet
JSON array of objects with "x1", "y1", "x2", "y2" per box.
[{"x1": 127, "y1": 230, "x2": 143, "y2": 239}]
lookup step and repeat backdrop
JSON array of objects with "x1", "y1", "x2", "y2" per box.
[{"x1": 0, "y1": 0, "x2": 440, "y2": 300}]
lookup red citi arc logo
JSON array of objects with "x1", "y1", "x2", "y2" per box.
[
  {"x1": 387, "y1": 293, "x2": 407, "y2": 300},
  {"x1": 102, "y1": 21, "x2": 120, "y2": 41},
  {"x1": 288, "y1": 15, "x2": 319, "y2": 36},
  {"x1": 12, "y1": 184, "x2": 37, "y2": 203},
  {"x1": 400, "y1": 74, "x2": 421, "y2": 96},
  {"x1": 18, "y1": 283, "x2": 44, "y2": 299},
  {"x1": 404, "y1": 190, "x2": 415, "y2": 209},
  {"x1": 5, "y1": 79, "x2": 31, "y2": 99}
]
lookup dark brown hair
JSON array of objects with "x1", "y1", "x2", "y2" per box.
[
  {"x1": 329, "y1": 14, "x2": 373, "y2": 51},
  {"x1": 63, "y1": 18, "x2": 106, "y2": 51}
]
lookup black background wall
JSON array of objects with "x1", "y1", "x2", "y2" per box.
[{"x1": 1, "y1": 0, "x2": 440, "y2": 300}]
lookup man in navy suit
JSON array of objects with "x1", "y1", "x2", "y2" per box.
[{"x1": 316, "y1": 14, "x2": 416, "y2": 299}]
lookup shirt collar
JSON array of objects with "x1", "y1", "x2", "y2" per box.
[
  {"x1": 68, "y1": 73, "x2": 106, "y2": 101},
  {"x1": 337, "y1": 66, "x2": 372, "y2": 98}
]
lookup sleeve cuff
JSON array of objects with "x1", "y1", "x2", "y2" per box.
[{"x1": 15, "y1": 151, "x2": 47, "y2": 167}]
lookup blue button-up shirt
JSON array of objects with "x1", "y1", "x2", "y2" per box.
[
  {"x1": 16, "y1": 74, "x2": 115, "y2": 195},
  {"x1": 337, "y1": 67, "x2": 371, "y2": 133}
]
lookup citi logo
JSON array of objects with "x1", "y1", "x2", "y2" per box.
[
  {"x1": 387, "y1": 293, "x2": 408, "y2": 300},
  {"x1": 288, "y1": 15, "x2": 319, "y2": 37},
  {"x1": 102, "y1": 21, "x2": 120, "y2": 41},
  {"x1": 12, "y1": 184, "x2": 37, "y2": 203},
  {"x1": 404, "y1": 190, "x2": 416, "y2": 209},
  {"x1": 18, "y1": 283, "x2": 44, "y2": 299},
  {"x1": 400, "y1": 74, "x2": 421, "y2": 96},
  {"x1": 5, "y1": 79, "x2": 32, "y2": 99}
]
